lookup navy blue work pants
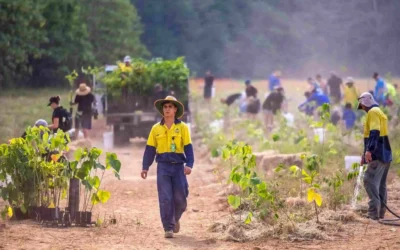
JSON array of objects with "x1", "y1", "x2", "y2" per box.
[{"x1": 157, "y1": 163, "x2": 189, "y2": 231}]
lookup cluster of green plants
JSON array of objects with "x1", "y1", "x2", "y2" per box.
[
  {"x1": 100, "y1": 57, "x2": 189, "y2": 97},
  {"x1": 0, "y1": 126, "x2": 121, "y2": 221}
]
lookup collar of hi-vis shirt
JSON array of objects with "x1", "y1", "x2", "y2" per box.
[{"x1": 160, "y1": 118, "x2": 181, "y2": 126}]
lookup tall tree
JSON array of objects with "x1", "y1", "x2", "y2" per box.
[
  {"x1": 81, "y1": 0, "x2": 149, "y2": 65},
  {"x1": 28, "y1": 0, "x2": 94, "y2": 87},
  {"x1": 0, "y1": 0, "x2": 46, "y2": 88}
]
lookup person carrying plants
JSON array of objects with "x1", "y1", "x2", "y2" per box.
[
  {"x1": 141, "y1": 96, "x2": 194, "y2": 238},
  {"x1": 358, "y1": 92, "x2": 392, "y2": 221}
]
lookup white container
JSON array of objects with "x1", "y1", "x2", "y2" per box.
[
  {"x1": 283, "y1": 113, "x2": 294, "y2": 127},
  {"x1": 313, "y1": 128, "x2": 326, "y2": 143},
  {"x1": 345, "y1": 156, "x2": 361, "y2": 172},
  {"x1": 103, "y1": 131, "x2": 114, "y2": 150},
  {"x1": 212, "y1": 87, "x2": 216, "y2": 98}
]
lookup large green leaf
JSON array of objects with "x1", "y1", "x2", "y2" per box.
[
  {"x1": 106, "y1": 153, "x2": 121, "y2": 173},
  {"x1": 97, "y1": 190, "x2": 111, "y2": 203},
  {"x1": 227, "y1": 195, "x2": 241, "y2": 209},
  {"x1": 90, "y1": 148, "x2": 102, "y2": 160},
  {"x1": 76, "y1": 161, "x2": 92, "y2": 179}
]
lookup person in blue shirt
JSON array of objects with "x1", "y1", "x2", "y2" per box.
[
  {"x1": 342, "y1": 103, "x2": 357, "y2": 130},
  {"x1": 373, "y1": 72, "x2": 387, "y2": 106},
  {"x1": 268, "y1": 70, "x2": 281, "y2": 92},
  {"x1": 298, "y1": 91, "x2": 315, "y2": 116},
  {"x1": 299, "y1": 88, "x2": 330, "y2": 108}
]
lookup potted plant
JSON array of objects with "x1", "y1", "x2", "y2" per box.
[{"x1": 69, "y1": 147, "x2": 121, "y2": 226}]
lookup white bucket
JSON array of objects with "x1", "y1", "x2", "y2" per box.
[
  {"x1": 313, "y1": 128, "x2": 326, "y2": 143},
  {"x1": 345, "y1": 156, "x2": 361, "y2": 172},
  {"x1": 103, "y1": 131, "x2": 114, "y2": 150},
  {"x1": 283, "y1": 113, "x2": 294, "y2": 127},
  {"x1": 212, "y1": 87, "x2": 216, "y2": 98}
]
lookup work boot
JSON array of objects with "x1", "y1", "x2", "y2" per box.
[
  {"x1": 173, "y1": 221, "x2": 180, "y2": 233},
  {"x1": 164, "y1": 230, "x2": 173, "y2": 238}
]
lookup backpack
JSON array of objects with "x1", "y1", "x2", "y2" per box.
[{"x1": 59, "y1": 108, "x2": 73, "y2": 132}]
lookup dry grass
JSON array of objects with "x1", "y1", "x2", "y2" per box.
[{"x1": 0, "y1": 88, "x2": 70, "y2": 143}]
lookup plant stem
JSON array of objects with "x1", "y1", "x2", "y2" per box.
[{"x1": 314, "y1": 201, "x2": 319, "y2": 223}]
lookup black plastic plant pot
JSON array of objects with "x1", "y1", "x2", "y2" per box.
[
  {"x1": 40, "y1": 207, "x2": 60, "y2": 221},
  {"x1": 28, "y1": 206, "x2": 39, "y2": 220},
  {"x1": 75, "y1": 211, "x2": 92, "y2": 226},
  {"x1": 11, "y1": 207, "x2": 30, "y2": 220}
]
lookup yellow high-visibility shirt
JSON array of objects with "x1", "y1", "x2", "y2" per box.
[{"x1": 142, "y1": 119, "x2": 194, "y2": 170}]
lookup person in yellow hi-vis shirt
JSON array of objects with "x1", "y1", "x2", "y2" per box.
[
  {"x1": 141, "y1": 96, "x2": 194, "y2": 238},
  {"x1": 358, "y1": 92, "x2": 392, "y2": 221},
  {"x1": 343, "y1": 77, "x2": 359, "y2": 108}
]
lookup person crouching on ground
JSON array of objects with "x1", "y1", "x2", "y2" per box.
[
  {"x1": 141, "y1": 96, "x2": 194, "y2": 238},
  {"x1": 358, "y1": 92, "x2": 392, "y2": 221},
  {"x1": 262, "y1": 86, "x2": 285, "y2": 132},
  {"x1": 21, "y1": 119, "x2": 48, "y2": 139},
  {"x1": 70, "y1": 83, "x2": 96, "y2": 139}
]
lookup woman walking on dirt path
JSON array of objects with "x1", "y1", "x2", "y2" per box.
[{"x1": 141, "y1": 96, "x2": 194, "y2": 238}]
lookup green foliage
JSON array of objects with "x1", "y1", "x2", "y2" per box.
[
  {"x1": 70, "y1": 147, "x2": 122, "y2": 212},
  {"x1": 323, "y1": 171, "x2": 346, "y2": 210},
  {"x1": 81, "y1": 0, "x2": 149, "y2": 64},
  {"x1": 0, "y1": 0, "x2": 147, "y2": 88},
  {"x1": 0, "y1": 126, "x2": 70, "y2": 217},
  {"x1": 220, "y1": 140, "x2": 282, "y2": 224},
  {"x1": 100, "y1": 57, "x2": 189, "y2": 97},
  {"x1": 0, "y1": 126, "x2": 122, "y2": 218}
]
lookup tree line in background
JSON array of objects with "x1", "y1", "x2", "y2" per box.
[
  {"x1": 0, "y1": 0, "x2": 148, "y2": 88},
  {"x1": 1, "y1": 0, "x2": 400, "y2": 88}
]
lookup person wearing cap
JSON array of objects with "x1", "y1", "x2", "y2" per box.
[
  {"x1": 343, "y1": 77, "x2": 359, "y2": 108},
  {"x1": 21, "y1": 119, "x2": 49, "y2": 139},
  {"x1": 262, "y1": 86, "x2": 285, "y2": 131},
  {"x1": 70, "y1": 83, "x2": 96, "y2": 139},
  {"x1": 373, "y1": 72, "x2": 387, "y2": 106},
  {"x1": 141, "y1": 96, "x2": 194, "y2": 238},
  {"x1": 118, "y1": 55, "x2": 133, "y2": 80},
  {"x1": 47, "y1": 96, "x2": 64, "y2": 133},
  {"x1": 358, "y1": 92, "x2": 392, "y2": 220}
]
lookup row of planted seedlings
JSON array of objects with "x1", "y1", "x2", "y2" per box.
[
  {"x1": 0, "y1": 126, "x2": 121, "y2": 226},
  {"x1": 200, "y1": 102, "x2": 369, "y2": 231}
]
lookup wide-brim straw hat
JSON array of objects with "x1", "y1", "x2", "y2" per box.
[
  {"x1": 76, "y1": 83, "x2": 91, "y2": 96},
  {"x1": 154, "y1": 96, "x2": 184, "y2": 119}
]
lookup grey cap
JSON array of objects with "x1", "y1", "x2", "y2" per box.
[
  {"x1": 357, "y1": 92, "x2": 378, "y2": 110},
  {"x1": 34, "y1": 119, "x2": 48, "y2": 127}
]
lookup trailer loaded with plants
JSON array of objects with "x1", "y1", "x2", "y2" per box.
[
  {"x1": 0, "y1": 126, "x2": 121, "y2": 226},
  {"x1": 100, "y1": 57, "x2": 190, "y2": 145}
]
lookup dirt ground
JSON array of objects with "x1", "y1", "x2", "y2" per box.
[{"x1": 1, "y1": 84, "x2": 400, "y2": 249}]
